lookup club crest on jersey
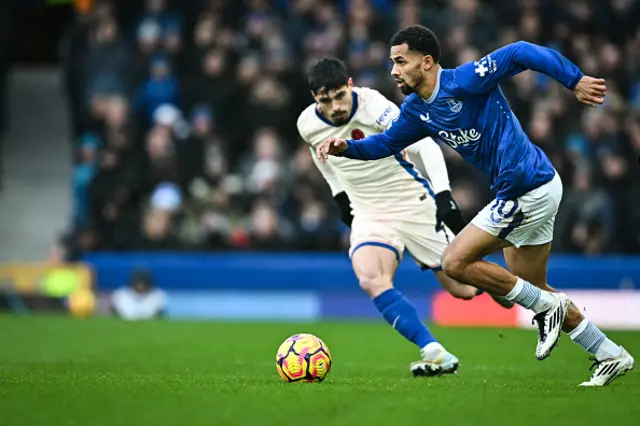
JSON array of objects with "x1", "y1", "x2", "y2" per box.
[
  {"x1": 446, "y1": 98, "x2": 463, "y2": 113},
  {"x1": 351, "y1": 129, "x2": 365, "y2": 140}
]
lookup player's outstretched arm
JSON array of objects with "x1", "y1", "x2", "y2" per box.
[
  {"x1": 309, "y1": 147, "x2": 344, "y2": 194},
  {"x1": 454, "y1": 41, "x2": 598, "y2": 97},
  {"x1": 316, "y1": 109, "x2": 426, "y2": 162},
  {"x1": 405, "y1": 138, "x2": 451, "y2": 195},
  {"x1": 455, "y1": 41, "x2": 606, "y2": 107},
  {"x1": 307, "y1": 147, "x2": 353, "y2": 226},
  {"x1": 405, "y1": 139, "x2": 467, "y2": 234},
  {"x1": 333, "y1": 192, "x2": 353, "y2": 227}
]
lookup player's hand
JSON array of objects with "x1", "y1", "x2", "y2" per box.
[
  {"x1": 434, "y1": 190, "x2": 467, "y2": 235},
  {"x1": 573, "y1": 76, "x2": 606, "y2": 107},
  {"x1": 316, "y1": 138, "x2": 347, "y2": 162}
]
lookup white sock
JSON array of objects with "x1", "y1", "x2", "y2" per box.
[
  {"x1": 421, "y1": 341, "x2": 445, "y2": 356},
  {"x1": 567, "y1": 317, "x2": 589, "y2": 338},
  {"x1": 595, "y1": 339, "x2": 623, "y2": 361},
  {"x1": 568, "y1": 319, "x2": 622, "y2": 360},
  {"x1": 505, "y1": 278, "x2": 556, "y2": 313}
]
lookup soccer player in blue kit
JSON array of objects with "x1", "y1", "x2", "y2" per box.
[{"x1": 316, "y1": 25, "x2": 634, "y2": 387}]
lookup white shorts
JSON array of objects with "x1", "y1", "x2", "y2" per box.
[
  {"x1": 471, "y1": 172, "x2": 563, "y2": 248},
  {"x1": 349, "y1": 201, "x2": 455, "y2": 271}
]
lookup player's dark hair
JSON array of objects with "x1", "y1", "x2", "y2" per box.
[
  {"x1": 391, "y1": 25, "x2": 441, "y2": 63},
  {"x1": 308, "y1": 57, "x2": 349, "y2": 94}
]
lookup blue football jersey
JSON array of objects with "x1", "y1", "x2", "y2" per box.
[{"x1": 341, "y1": 41, "x2": 584, "y2": 200}]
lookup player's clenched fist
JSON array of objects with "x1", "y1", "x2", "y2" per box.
[
  {"x1": 316, "y1": 138, "x2": 348, "y2": 162},
  {"x1": 573, "y1": 75, "x2": 607, "y2": 107}
]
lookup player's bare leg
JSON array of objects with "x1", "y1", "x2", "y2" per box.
[
  {"x1": 433, "y1": 270, "x2": 514, "y2": 309},
  {"x1": 441, "y1": 224, "x2": 514, "y2": 294},
  {"x1": 351, "y1": 244, "x2": 398, "y2": 299},
  {"x1": 504, "y1": 244, "x2": 635, "y2": 386},
  {"x1": 352, "y1": 245, "x2": 459, "y2": 377},
  {"x1": 441, "y1": 224, "x2": 570, "y2": 360},
  {"x1": 432, "y1": 270, "x2": 475, "y2": 300},
  {"x1": 503, "y1": 244, "x2": 582, "y2": 331}
]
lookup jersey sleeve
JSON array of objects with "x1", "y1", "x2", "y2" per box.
[
  {"x1": 296, "y1": 111, "x2": 310, "y2": 143},
  {"x1": 340, "y1": 104, "x2": 428, "y2": 161},
  {"x1": 452, "y1": 41, "x2": 584, "y2": 95},
  {"x1": 366, "y1": 89, "x2": 401, "y2": 132},
  {"x1": 404, "y1": 138, "x2": 451, "y2": 195},
  {"x1": 297, "y1": 110, "x2": 345, "y2": 195},
  {"x1": 309, "y1": 147, "x2": 344, "y2": 196}
]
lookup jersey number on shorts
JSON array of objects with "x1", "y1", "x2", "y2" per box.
[{"x1": 490, "y1": 200, "x2": 525, "y2": 239}]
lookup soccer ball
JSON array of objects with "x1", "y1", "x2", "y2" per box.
[
  {"x1": 276, "y1": 333, "x2": 332, "y2": 382},
  {"x1": 67, "y1": 289, "x2": 95, "y2": 318}
]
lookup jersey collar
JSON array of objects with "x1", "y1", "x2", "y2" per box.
[
  {"x1": 315, "y1": 90, "x2": 359, "y2": 127},
  {"x1": 424, "y1": 67, "x2": 442, "y2": 104}
]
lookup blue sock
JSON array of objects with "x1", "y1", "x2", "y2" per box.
[{"x1": 373, "y1": 288, "x2": 437, "y2": 348}]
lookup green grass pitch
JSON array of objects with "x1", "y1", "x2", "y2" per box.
[{"x1": 1, "y1": 315, "x2": 639, "y2": 426}]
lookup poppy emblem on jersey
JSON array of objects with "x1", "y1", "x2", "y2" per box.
[{"x1": 351, "y1": 129, "x2": 365, "y2": 140}]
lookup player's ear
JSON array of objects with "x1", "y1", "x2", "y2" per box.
[
  {"x1": 422, "y1": 55, "x2": 435, "y2": 72},
  {"x1": 348, "y1": 78, "x2": 353, "y2": 89}
]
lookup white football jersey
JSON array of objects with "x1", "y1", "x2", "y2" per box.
[{"x1": 297, "y1": 87, "x2": 448, "y2": 216}]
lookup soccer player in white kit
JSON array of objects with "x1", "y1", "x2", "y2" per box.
[{"x1": 297, "y1": 58, "x2": 511, "y2": 377}]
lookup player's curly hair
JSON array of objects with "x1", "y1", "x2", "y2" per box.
[
  {"x1": 391, "y1": 25, "x2": 441, "y2": 63},
  {"x1": 308, "y1": 57, "x2": 349, "y2": 95}
]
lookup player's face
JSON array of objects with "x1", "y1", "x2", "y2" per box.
[
  {"x1": 313, "y1": 79, "x2": 354, "y2": 126},
  {"x1": 390, "y1": 44, "x2": 432, "y2": 95}
]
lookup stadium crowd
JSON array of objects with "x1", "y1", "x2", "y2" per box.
[{"x1": 59, "y1": 0, "x2": 640, "y2": 258}]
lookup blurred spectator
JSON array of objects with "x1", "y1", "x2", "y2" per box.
[
  {"x1": 111, "y1": 269, "x2": 167, "y2": 320},
  {"x1": 555, "y1": 168, "x2": 615, "y2": 254},
  {"x1": 60, "y1": 0, "x2": 640, "y2": 255},
  {"x1": 133, "y1": 207, "x2": 181, "y2": 250},
  {"x1": 133, "y1": 18, "x2": 163, "y2": 83},
  {"x1": 82, "y1": 17, "x2": 132, "y2": 123},
  {"x1": 134, "y1": 53, "x2": 180, "y2": 123},
  {"x1": 245, "y1": 199, "x2": 292, "y2": 250},
  {"x1": 72, "y1": 133, "x2": 101, "y2": 227},
  {"x1": 239, "y1": 127, "x2": 286, "y2": 198},
  {"x1": 141, "y1": 124, "x2": 182, "y2": 192}
]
